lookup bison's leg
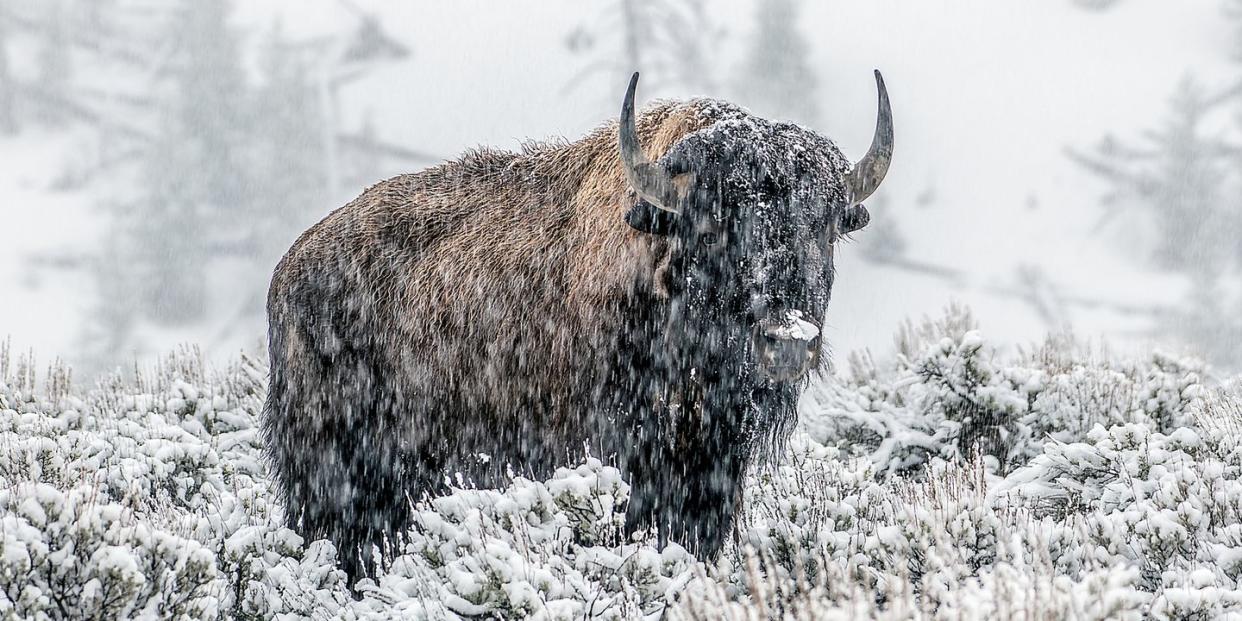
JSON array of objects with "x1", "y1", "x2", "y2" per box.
[
  {"x1": 621, "y1": 410, "x2": 749, "y2": 559},
  {"x1": 620, "y1": 409, "x2": 668, "y2": 546},
  {"x1": 267, "y1": 393, "x2": 409, "y2": 584},
  {"x1": 266, "y1": 342, "x2": 440, "y2": 591},
  {"x1": 664, "y1": 442, "x2": 747, "y2": 558},
  {"x1": 623, "y1": 450, "x2": 746, "y2": 557},
  {"x1": 621, "y1": 453, "x2": 661, "y2": 545},
  {"x1": 310, "y1": 418, "x2": 413, "y2": 586}
]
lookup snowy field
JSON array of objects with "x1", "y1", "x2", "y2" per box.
[{"x1": 2, "y1": 305, "x2": 1239, "y2": 620}]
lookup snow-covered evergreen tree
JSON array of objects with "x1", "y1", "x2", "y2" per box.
[
  {"x1": 734, "y1": 0, "x2": 818, "y2": 126},
  {"x1": 566, "y1": 0, "x2": 723, "y2": 96},
  {"x1": 122, "y1": 0, "x2": 248, "y2": 326},
  {"x1": 1071, "y1": 0, "x2": 1242, "y2": 369},
  {"x1": 0, "y1": 8, "x2": 16, "y2": 135},
  {"x1": 34, "y1": 0, "x2": 72, "y2": 128}
]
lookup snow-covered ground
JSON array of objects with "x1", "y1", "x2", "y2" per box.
[{"x1": 3, "y1": 307, "x2": 1238, "y2": 619}]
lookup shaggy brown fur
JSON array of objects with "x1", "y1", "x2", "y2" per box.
[
  {"x1": 263, "y1": 97, "x2": 851, "y2": 586},
  {"x1": 272, "y1": 100, "x2": 742, "y2": 418}
]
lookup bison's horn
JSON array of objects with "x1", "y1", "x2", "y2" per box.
[
  {"x1": 619, "y1": 72, "x2": 681, "y2": 213},
  {"x1": 847, "y1": 70, "x2": 894, "y2": 204}
]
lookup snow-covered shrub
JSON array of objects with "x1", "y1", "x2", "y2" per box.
[
  {"x1": 671, "y1": 544, "x2": 1148, "y2": 620},
  {"x1": 0, "y1": 349, "x2": 347, "y2": 619},
  {"x1": 804, "y1": 305, "x2": 1207, "y2": 478},
  {"x1": 0, "y1": 306, "x2": 1238, "y2": 619},
  {"x1": 730, "y1": 307, "x2": 1231, "y2": 618},
  {"x1": 0, "y1": 483, "x2": 217, "y2": 619},
  {"x1": 996, "y1": 394, "x2": 1242, "y2": 615},
  {"x1": 354, "y1": 461, "x2": 691, "y2": 620}
]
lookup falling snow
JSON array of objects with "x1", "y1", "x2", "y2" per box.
[{"x1": 3, "y1": 2, "x2": 1242, "y2": 619}]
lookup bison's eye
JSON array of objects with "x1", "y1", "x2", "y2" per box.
[{"x1": 700, "y1": 232, "x2": 719, "y2": 246}]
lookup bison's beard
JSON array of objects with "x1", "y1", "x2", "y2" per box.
[{"x1": 602, "y1": 297, "x2": 802, "y2": 557}]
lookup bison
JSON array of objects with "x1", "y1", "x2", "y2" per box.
[{"x1": 263, "y1": 72, "x2": 893, "y2": 585}]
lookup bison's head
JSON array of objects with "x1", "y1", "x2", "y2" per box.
[{"x1": 620, "y1": 72, "x2": 892, "y2": 383}]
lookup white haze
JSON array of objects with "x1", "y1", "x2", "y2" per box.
[{"x1": 0, "y1": 0, "x2": 1237, "y2": 373}]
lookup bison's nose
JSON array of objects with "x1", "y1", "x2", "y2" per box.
[{"x1": 752, "y1": 310, "x2": 821, "y2": 382}]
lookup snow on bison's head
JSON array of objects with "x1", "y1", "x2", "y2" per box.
[{"x1": 618, "y1": 71, "x2": 891, "y2": 383}]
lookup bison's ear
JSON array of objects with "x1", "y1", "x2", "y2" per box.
[
  {"x1": 840, "y1": 204, "x2": 870, "y2": 234},
  {"x1": 625, "y1": 199, "x2": 679, "y2": 236}
]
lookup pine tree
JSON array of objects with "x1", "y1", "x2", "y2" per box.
[
  {"x1": 566, "y1": 0, "x2": 722, "y2": 96},
  {"x1": 1073, "y1": 77, "x2": 1242, "y2": 366},
  {"x1": 1074, "y1": 79, "x2": 1234, "y2": 271},
  {"x1": 125, "y1": 0, "x2": 250, "y2": 326},
  {"x1": 35, "y1": 0, "x2": 72, "y2": 127},
  {"x1": 0, "y1": 0, "x2": 412, "y2": 369},
  {"x1": 1067, "y1": 0, "x2": 1242, "y2": 371},
  {"x1": 0, "y1": 8, "x2": 17, "y2": 135},
  {"x1": 735, "y1": 0, "x2": 819, "y2": 126},
  {"x1": 247, "y1": 24, "x2": 329, "y2": 268}
]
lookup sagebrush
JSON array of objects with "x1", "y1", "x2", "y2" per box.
[{"x1": 1, "y1": 308, "x2": 1239, "y2": 619}]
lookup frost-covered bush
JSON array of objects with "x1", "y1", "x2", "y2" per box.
[
  {"x1": 0, "y1": 483, "x2": 216, "y2": 619},
  {"x1": 804, "y1": 304, "x2": 1205, "y2": 476},
  {"x1": 350, "y1": 461, "x2": 694, "y2": 620},
  {"x1": 1, "y1": 308, "x2": 1239, "y2": 619},
  {"x1": 0, "y1": 349, "x2": 348, "y2": 619}
]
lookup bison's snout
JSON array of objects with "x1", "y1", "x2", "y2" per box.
[{"x1": 752, "y1": 310, "x2": 821, "y2": 382}]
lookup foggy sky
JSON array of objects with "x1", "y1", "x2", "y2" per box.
[{"x1": 0, "y1": 0, "x2": 1236, "y2": 373}]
